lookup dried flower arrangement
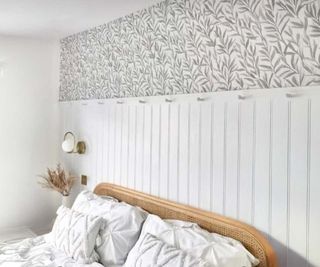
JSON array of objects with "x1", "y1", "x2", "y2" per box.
[{"x1": 38, "y1": 164, "x2": 75, "y2": 196}]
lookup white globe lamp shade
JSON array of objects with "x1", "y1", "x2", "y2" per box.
[{"x1": 62, "y1": 139, "x2": 74, "y2": 153}]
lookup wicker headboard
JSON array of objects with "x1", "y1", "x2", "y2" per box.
[{"x1": 94, "y1": 183, "x2": 277, "y2": 267}]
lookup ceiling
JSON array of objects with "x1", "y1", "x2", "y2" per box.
[{"x1": 0, "y1": 0, "x2": 161, "y2": 40}]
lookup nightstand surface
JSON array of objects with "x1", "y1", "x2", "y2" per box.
[{"x1": 0, "y1": 227, "x2": 36, "y2": 244}]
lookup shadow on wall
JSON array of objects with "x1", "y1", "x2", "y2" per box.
[{"x1": 267, "y1": 234, "x2": 315, "y2": 267}]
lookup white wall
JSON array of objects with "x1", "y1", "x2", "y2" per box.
[
  {"x1": 0, "y1": 35, "x2": 60, "y2": 234},
  {"x1": 60, "y1": 87, "x2": 320, "y2": 267}
]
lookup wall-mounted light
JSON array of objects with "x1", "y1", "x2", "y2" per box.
[{"x1": 62, "y1": 132, "x2": 86, "y2": 154}]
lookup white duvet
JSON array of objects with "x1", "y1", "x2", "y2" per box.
[{"x1": 0, "y1": 235, "x2": 104, "y2": 267}]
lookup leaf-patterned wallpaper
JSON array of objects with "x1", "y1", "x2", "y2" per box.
[{"x1": 60, "y1": 0, "x2": 320, "y2": 101}]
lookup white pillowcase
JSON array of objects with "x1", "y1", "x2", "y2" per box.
[
  {"x1": 72, "y1": 190, "x2": 148, "y2": 266},
  {"x1": 125, "y1": 233, "x2": 210, "y2": 267},
  {"x1": 125, "y1": 214, "x2": 259, "y2": 267},
  {"x1": 72, "y1": 190, "x2": 119, "y2": 213},
  {"x1": 51, "y1": 206, "x2": 104, "y2": 264}
]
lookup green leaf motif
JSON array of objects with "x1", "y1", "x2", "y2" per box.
[{"x1": 59, "y1": 0, "x2": 320, "y2": 101}]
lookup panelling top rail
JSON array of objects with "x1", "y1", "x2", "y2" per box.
[
  {"x1": 61, "y1": 86, "x2": 319, "y2": 105},
  {"x1": 94, "y1": 183, "x2": 278, "y2": 267}
]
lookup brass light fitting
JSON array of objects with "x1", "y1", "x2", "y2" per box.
[{"x1": 62, "y1": 131, "x2": 86, "y2": 154}]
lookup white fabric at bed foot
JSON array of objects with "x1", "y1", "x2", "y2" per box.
[{"x1": 0, "y1": 235, "x2": 104, "y2": 267}]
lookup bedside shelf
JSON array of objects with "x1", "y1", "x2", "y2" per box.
[{"x1": 0, "y1": 227, "x2": 36, "y2": 244}]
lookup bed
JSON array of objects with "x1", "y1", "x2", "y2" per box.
[
  {"x1": 0, "y1": 235, "x2": 104, "y2": 267},
  {"x1": 94, "y1": 183, "x2": 277, "y2": 267},
  {"x1": 0, "y1": 183, "x2": 277, "y2": 267}
]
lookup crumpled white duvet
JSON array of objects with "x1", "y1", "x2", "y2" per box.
[{"x1": 0, "y1": 235, "x2": 104, "y2": 267}]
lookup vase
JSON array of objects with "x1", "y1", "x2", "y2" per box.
[{"x1": 62, "y1": 195, "x2": 72, "y2": 208}]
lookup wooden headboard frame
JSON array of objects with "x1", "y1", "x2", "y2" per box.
[{"x1": 94, "y1": 183, "x2": 277, "y2": 267}]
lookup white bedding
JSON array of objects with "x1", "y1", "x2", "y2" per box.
[{"x1": 0, "y1": 235, "x2": 104, "y2": 267}]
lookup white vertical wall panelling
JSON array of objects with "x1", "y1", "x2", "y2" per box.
[
  {"x1": 288, "y1": 98, "x2": 309, "y2": 267},
  {"x1": 168, "y1": 103, "x2": 179, "y2": 202},
  {"x1": 135, "y1": 105, "x2": 144, "y2": 192},
  {"x1": 306, "y1": 98, "x2": 311, "y2": 267},
  {"x1": 188, "y1": 103, "x2": 200, "y2": 207},
  {"x1": 150, "y1": 104, "x2": 161, "y2": 197},
  {"x1": 159, "y1": 104, "x2": 169, "y2": 199},
  {"x1": 127, "y1": 105, "x2": 136, "y2": 189},
  {"x1": 225, "y1": 101, "x2": 239, "y2": 218},
  {"x1": 253, "y1": 99, "x2": 271, "y2": 235},
  {"x1": 199, "y1": 102, "x2": 212, "y2": 211},
  {"x1": 178, "y1": 102, "x2": 189, "y2": 205},
  {"x1": 209, "y1": 103, "x2": 215, "y2": 211},
  {"x1": 102, "y1": 105, "x2": 110, "y2": 182},
  {"x1": 309, "y1": 95, "x2": 320, "y2": 266},
  {"x1": 88, "y1": 104, "x2": 100, "y2": 189},
  {"x1": 120, "y1": 104, "x2": 129, "y2": 187},
  {"x1": 142, "y1": 104, "x2": 152, "y2": 194},
  {"x1": 114, "y1": 105, "x2": 123, "y2": 185},
  {"x1": 60, "y1": 87, "x2": 320, "y2": 267},
  {"x1": 90, "y1": 104, "x2": 99, "y2": 185},
  {"x1": 270, "y1": 97, "x2": 289, "y2": 267},
  {"x1": 107, "y1": 105, "x2": 116, "y2": 183},
  {"x1": 96, "y1": 104, "x2": 105, "y2": 184},
  {"x1": 73, "y1": 104, "x2": 88, "y2": 187},
  {"x1": 211, "y1": 100, "x2": 226, "y2": 214},
  {"x1": 112, "y1": 105, "x2": 119, "y2": 183},
  {"x1": 238, "y1": 100, "x2": 254, "y2": 224}
]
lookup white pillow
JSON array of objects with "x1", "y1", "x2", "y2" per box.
[
  {"x1": 72, "y1": 190, "x2": 119, "y2": 213},
  {"x1": 124, "y1": 233, "x2": 210, "y2": 267},
  {"x1": 125, "y1": 214, "x2": 259, "y2": 267},
  {"x1": 72, "y1": 190, "x2": 148, "y2": 266},
  {"x1": 51, "y1": 206, "x2": 104, "y2": 264}
]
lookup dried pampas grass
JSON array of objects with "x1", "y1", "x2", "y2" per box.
[{"x1": 38, "y1": 164, "x2": 75, "y2": 196}]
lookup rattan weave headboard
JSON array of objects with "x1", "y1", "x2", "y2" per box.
[{"x1": 94, "y1": 183, "x2": 277, "y2": 267}]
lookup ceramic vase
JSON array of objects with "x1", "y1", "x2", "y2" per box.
[{"x1": 62, "y1": 195, "x2": 72, "y2": 208}]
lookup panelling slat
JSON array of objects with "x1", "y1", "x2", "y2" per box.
[
  {"x1": 94, "y1": 104, "x2": 105, "y2": 184},
  {"x1": 150, "y1": 104, "x2": 161, "y2": 197},
  {"x1": 168, "y1": 103, "x2": 179, "y2": 202},
  {"x1": 225, "y1": 101, "x2": 239, "y2": 218},
  {"x1": 135, "y1": 105, "x2": 145, "y2": 191},
  {"x1": 189, "y1": 102, "x2": 200, "y2": 207},
  {"x1": 107, "y1": 105, "x2": 116, "y2": 183},
  {"x1": 142, "y1": 105, "x2": 152, "y2": 194},
  {"x1": 212, "y1": 100, "x2": 226, "y2": 214},
  {"x1": 127, "y1": 105, "x2": 137, "y2": 189},
  {"x1": 288, "y1": 98, "x2": 309, "y2": 267},
  {"x1": 199, "y1": 102, "x2": 212, "y2": 210},
  {"x1": 120, "y1": 105, "x2": 129, "y2": 187},
  {"x1": 238, "y1": 100, "x2": 254, "y2": 223},
  {"x1": 114, "y1": 105, "x2": 122, "y2": 185},
  {"x1": 270, "y1": 97, "x2": 289, "y2": 267},
  {"x1": 76, "y1": 103, "x2": 97, "y2": 189},
  {"x1": 178, "y1": 102, "x2": 190, "y2": 204},
  {"x1": 159, "y1": 104, "x2": 169, "y2": 199},
  {"x1": 91, "y1": 104, "x2": 99, "y2": 184},
  {"x1": 309, "y1": 96, "x2": 320, "y2": 267},
  {"x1": 254, "y1": 98, "x2": 271, "y2": 234},
  {"x1": 102, "y1": 105, "x2": 110, "y2": 181}
]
